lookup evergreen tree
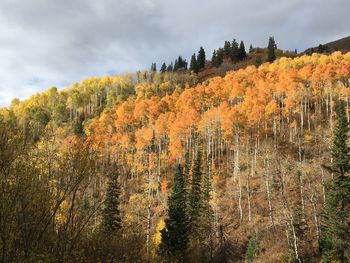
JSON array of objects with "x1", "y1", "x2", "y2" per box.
[
  {"x1": 238, "y1": 41, "x2": 247, "y2": 60},
  {"x1": 321, "y1": 101, "x2": 350, "y2": 263},
  {"x1": 267, "y1": 36, "x2": 277, "y2": 62},
  {"x1": 174, "y1": 59, "x2": 179, "y2": 71},
  {"x1": 223, "y1": 41, "x2": 231, "y2": 58},
  {"x1": 202, "y1": 154, "x2": 214, "y2": 260},
  {"x1": 190, "y1": 53, "x2": 199, "y2": 73},
  {"x1": 216, "y1": 48, "x2": 224, "y2": 67},
  {"x1": 231, "y1": 39, "x2": 239, "y2": 62},
  {"x1": 167, "y1": 62, "x2": 174, "y2": 72},
  {"x1": 100, "y1": 171, "x2": 121, "y2": 234},
  {"x1": 160, "y1": 62, "x2": 167, "y2": 73},
  {"x1": 211, "y1": 50, "x2": 218, "y2": 67},
  {"x1": 249, "y1": 44, "x2": 253, "y2": 53},
  {"x1": 197, "y1": 47, "x2": 206, "y2": 70},
  {"x1": 189, "y1": 151, "x2": 204, "y2": 237},
  {"x1": 150, "y1": 63, "x2": 157, "y2": 72},
  {"x1": 73, "y1": 115, "x2": 85, "y2": 136},
  {"x1": 160, "y1": 164, "x2": 190, "y2": 261}
]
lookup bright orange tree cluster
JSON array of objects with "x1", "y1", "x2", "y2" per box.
[{"x1": 86, "y1": 52, "x2": 350, "y2": 176}]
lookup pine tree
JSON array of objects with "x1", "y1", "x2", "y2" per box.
[
  {"x1": 216, "y1": 48, "x2": 224, "y2": 67},
  {"x1": 167, "y1": 62, "x2": 174, "y2": 72},
  {"x1": 189, "y1": 150, "x2": 204, "y2": 237},
  {"x1": 197, "y1": 47, "x2": 206, "y2": 70},
  {"x1": 202, "y1": 153, "x2": 214, "y2": 260},
  {"x1": 211, "y1": 50, "x2": 217, "y2": 67},
  {"x1": 190, "y1": 53, "x2": 199, "y2": 73},
  {"x1": 267, "y1": 36, "x2": 277, "y2": 62},
  {"x1": 223, "y1": 41, "x2": 231, "y2": 58},
  {"x1": 160, "y1": 62, "x2": 167, "y2": 73},
  {"x1": 231, "y1": 39, "x2": 239, "y2": 62},
  {"x1": 321, "y1": 101, "x2": 350, "y2": 263},
  {"x1": 173, "y1": 59, "x2": 179, "y2": 71},
  {"x1": 151, "y1": 63, "x2": 157, "y2": 72},
  {"x1": 238, "y1": 41, "x2": 247, "y2": 60},
  {"x1": 249, "y1": 44, "x2": 253, "y2": 53},
  {"x1": 160, "y1": 164, "x2": 190, "y2": 261},
  {"x1": 100, "y1": 172, "x2": 121, "y2": 234}
]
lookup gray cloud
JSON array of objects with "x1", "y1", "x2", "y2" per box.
[{"x1": 0, "y1": 0, "x2": 349, "y2": 106}]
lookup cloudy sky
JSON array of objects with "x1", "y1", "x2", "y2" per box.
[{"x1": 0, "y1": 0, "x2": 349, "y2": 106}]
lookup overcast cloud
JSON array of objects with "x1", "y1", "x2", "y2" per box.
[{"x1": 0, "y1": 0, "x2": 349, "y2": 106}]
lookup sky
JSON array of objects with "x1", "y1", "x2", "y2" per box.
[{"x1": 0, "y1": 0, "x2": 349, "y2": 106}]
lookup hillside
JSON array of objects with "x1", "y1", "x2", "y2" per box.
[
  {"x1": 1, "y1": 51, "x2": 350, "y2": 262},
  {"x1": 304, "y1": 35, "x2": 350, "y2": 54}
]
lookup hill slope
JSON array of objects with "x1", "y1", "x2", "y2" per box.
[
  {"x1": 304, "y1": 35, "x2": 350, "y2": 54},
  {"x1": 1, "y1": 52, "x2": 350, "y2": 262}
]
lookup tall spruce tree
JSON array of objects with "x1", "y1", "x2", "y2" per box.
[
  {"x1": 100, "y1": 171, "x2": 121, "y2": 234},
  {"x1": 202, "y1": 153, "x2": 214, "y2": 260},
  {"x1": 216, "y1": 48, "x2": 224, "y2": 67},
  {"x1": 211, "y1": 50, "x2": 218, "y2": 67},
  {"x1": 321, "y1": 101, "x2": 350, "y2": 263},
  {"x1": 223, "y1": 41, "x2": 231, "y2": 58},
  {"x1": 238, "y1": 41, "x2": 247, "y2": 60},
  {"x1": 267, "y1": 36, "x2": 277, "y2": 62},
  {"x1": 231, "y1": 39, "x2": 239, "y2": 62},
  {"x1": 167, "y1": 62, "x2": 174, "y2": 72},
  {"x1": 249, "y1": 44, "x2": 253, "y2": 53},
  {"x1": 160, "y1": 164, "x2": 189, "y2": 261},
  {"x1": 190, "y1": 53, "x2": 199, "y2": 73},
  {"x1": 189, "y1": 150, "x2": 204, "y2": 237},
  {"x1": 197, "y1": 47, "x2": 206, "y2": 70},
  {"x1": 160, "y1": 62, "x2": 167, "y2": 73}
]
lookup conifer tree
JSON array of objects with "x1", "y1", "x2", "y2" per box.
[
  {"x1": 160, "y1": 164, "x2": 190, "y2": 261},
  {"x1": 189, "y1": 150, "x2": 204, "y2": 237},
  {"x1": 167, "y1": 62, "x2": 174, "y2": 72},
  {"x1": 202, "y1": 154, "x2": 214, "y2": 260},
  {"x1": 160, "y1": 62, "x2": 167, "y2": 73},
  {"x1": 100, "y1": 171, "x2": 121, "y2": 234},
  {"x1": 267, "y1": 36, "x2": 277, "y2": 62},
  {"x1": 321, "y1": 101, "x2": 350, "y2": 263},
  {"x1": 238, "y1": 41, "x2": 247, "y2": 60},
  {"x1": 150, "y1": 63, "x2": 157, "y2": 72},
  {"x1": 190, "y1": 53, "x2": 199, "y2": 73},
  {"x1": 216, "y1": 48, "x2": 224, "y2": 66},
  {"x1": 249, "y1": 44, "x2": 253, "y2": 53},
  {"x1": 197, "y1": 47, "x2": 206, "y2": 70},
  {"x1": 173, "y1": 59, "x2": 179, "y2": 71},
  {"x1": 223, "y1": 41, "x2": 231, "y2": 58},
  {"x1": 211, "y1": 50, "x2": 218, "y2": 67},
  {"x1": 231, "y1": 39, "x2": 239, "y2": 62}
]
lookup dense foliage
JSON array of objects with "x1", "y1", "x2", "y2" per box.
[{"x1": 1, "y1": 51, "x2": 350, "y2": 262}]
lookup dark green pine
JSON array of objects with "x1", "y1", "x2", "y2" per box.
[
  {"x1": 160, "y1": 163, "x2": 190, "y2": 261},
  {"x1": 100, "y1": 174, "x2": 121, "y2": 234},
  {"x1": 321, "y1": 101, "x2": 350, "y2": 263}
]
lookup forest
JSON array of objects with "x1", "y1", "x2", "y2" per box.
[{"x1": 1, "y1": 49, "x2": 350, "y2": 262}]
